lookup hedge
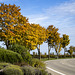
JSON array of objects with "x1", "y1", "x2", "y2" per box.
[
  {"x1": 9, "y1": 44, "x2": 32, "y2": 63},
  {"x1": 0, "y1": 48, "x2": 23, "y2": 63},
  {"x1": 32, "y1": 55, "x2": 75, "y2": 58}
]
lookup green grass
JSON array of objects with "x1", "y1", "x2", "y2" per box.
[
  {"x1": 41, "y1": 57, "x2": 75, "y2": 61},
  {"x1": 41, "y1": 58, "x2": 56, "y2": 61}
]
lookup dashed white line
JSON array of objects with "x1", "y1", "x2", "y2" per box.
[{"x1": 46, "y1": 66, "x2": 66, "y2": 75}]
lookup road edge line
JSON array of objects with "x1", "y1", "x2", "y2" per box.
[{"x1": 46, "y1": 66, "x2": 66, "y2": 75}]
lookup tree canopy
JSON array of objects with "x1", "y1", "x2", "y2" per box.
[
  {"x1": 0, "y1": 3, "x2": 71, "y2": 60},
  {"x1": 0, "y1": 3, "x2": 47, "y2": 52}
]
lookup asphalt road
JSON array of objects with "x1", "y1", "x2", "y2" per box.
[{"x1": 45, "y1": 58, "x2": 75, "y2": 75}]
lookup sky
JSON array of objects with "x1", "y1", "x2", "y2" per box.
[{"x1": 0, "y1": 0, "x2": 75, "y2": 54}]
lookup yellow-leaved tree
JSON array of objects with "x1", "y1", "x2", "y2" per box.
[
  {"x1": 30, "y1": 24, "x2": 47, "y2": 60},
  {"x1": 61, "y1": 34, "x2": 70, "y2": 57},
  {"x1": 46, "y1": 25, "x2": 63, "y2": 59},
  {"x1": 0, "y1": 3, "x2": 21, "y2": 49}
]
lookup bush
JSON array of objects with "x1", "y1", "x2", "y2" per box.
[
  {"x1": 3, "y1": 65, "x2": 23, "y2": 75},
  {"x1": 21, "y1": 66, "x2": 50, "y2": 75},
  {"x1": 23, "y1": 52, "x2": 32, "y2": 63},
  {"x1": 0, "y1": 63, "x2": 11, "y2": 70},
  {"x1": 39, "y1": 69, "x2": 50, "y2": 75},
  {"x1": 0, "y1": 63, "x2": 51, "y2": 75},
  {"x1": 14, "y1": 62, "x2": 29, "y2": 67},
  {"x1": 9, "y1": 44, "x2": 32, "y2": 63},
  {"x1": 21, "y1": 66, "x2": 35, "y2": 75},
  {"x1": 0, "y1": 48, "x2": 23, "y2": 63},
  {"x1": 9, "y1": 44, "x2": 28, "y2": 56},
  {"x1": 35, "y1": 69, "x2": 49, "y2": 75},
  {"x1": 30, "y1": 58, "x2": 45, "y2": 69}
]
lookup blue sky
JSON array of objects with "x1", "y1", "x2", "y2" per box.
[{"x1": 0, "y1": 0, "x2": 75, "y2": 54}]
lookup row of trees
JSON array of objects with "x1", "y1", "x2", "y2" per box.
[
  {"x1": 46, "y1": 25, "x2": 70, "y2": 59},
  {"x1": 0, "y1": 3, "x2": 70, "y2": 60},
  {"x1": 68, "y1": 46, "x2": 75, "y2": 56}
]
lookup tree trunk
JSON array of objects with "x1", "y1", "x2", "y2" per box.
[
  {"x1": 64, "y1": 47, "x2": 66, "y2": 58},
  {"x1": 37, "y1": 45, "x2": 41, "y2": 60},
  {"x1": 6, "y1": 40, "x2": 9, "y2": 49},
  {"x1": 48, "y1": 49, "x2": 50, "y2": 60},
  {"x1": 6, "y1": 44, "x2": 9, "y2": 49},
  {"x1": 71, "y1": 54, "x2": 73, "y2": 58},
  {"x1": 48, "y1": 43, "x2": 51, "y2": 60},
  {"x1": 57, "y1": 51, "x2": 59, "y2": 59}
]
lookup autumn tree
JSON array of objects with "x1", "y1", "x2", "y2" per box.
[
  {"x1": 0, "y1": 3, "x2": 21, "y2": 49},
  {"x1": 68, "y1": 46, "x2": 74, "y2": 57},
  {"x1": 54, "y1": 37, "x2": 63, "y2": 59},
  {"x1": 14, "y1": 15, "x2": 31, "y2": 49},
  {"x1": 14, "y1": 22, "x2": 47, "y2": 60},
  {"x1": 68, "y1": 46, "x2": 75, "y2": 57},
  {"x1": 61, "y1": 34, "x2": 70, "y2": 57},
  {"x1": 0, "y1": 3, "x2": 47, "y2": 58},
  {"x1": 37, "y1": 25, "x2": 47, "y2": 60},
  {"x1": 30, "y1": 24, "x2": 47, "y2": 60},
  {"x1": 46, "y1": 25, "x2": 60, "y2": 59},
  {"x1": 0, "y1": 3, "x2": 31, "y2": 50},
  {"x1": 73, "y1": 46, "x2": 75, "y2": 55}
]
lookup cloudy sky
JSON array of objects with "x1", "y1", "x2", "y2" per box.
[{"x1": 0, "y1": 0, "x2": 75, "y2": 54}]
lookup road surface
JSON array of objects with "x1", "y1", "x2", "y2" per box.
[{"x1": 45, "y1": 58, "x2": 75, "y2": 75}]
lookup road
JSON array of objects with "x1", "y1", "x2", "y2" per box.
[{"x1": 45, "y1": 58, "x2": 75, "y2": 75}]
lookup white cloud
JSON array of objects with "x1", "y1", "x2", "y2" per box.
[
  {"x1": 27, "y1": 1, "x2": 75, "y2": 28},
  {"x1": 46, "y1": 1, "x2": 75, "y2": 15},
  {"x1": 28, "y1": 15, "x2": 48, "y2": 24},
  {"x1": 28, "y1": 0, "x2": 75, "y2": 54}
]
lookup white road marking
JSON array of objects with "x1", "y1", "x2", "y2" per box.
[{"x1": 46, "y1": 67, "x2": 66, "y2": 75}]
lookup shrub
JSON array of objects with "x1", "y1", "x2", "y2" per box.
[
  {"x1": 3, "y1": 65, "x2": 23, "y2": 75},
  {"x1": 0, "y1": 63, "x2": 51, "y2": 75},
  {"x1": 14, "y1": 61, "x2": 30, "y2": 67},
  {"x1": 9, "y1": 44, "x2": 28, "y2": 56},
  {"x1": 0, "y1": 48, "x2": 23, "y2": 63},
  {"x1": 30, "y1": 58, "x2": 45, "y2": 69},
  {"x1": 35, "y1": 68, "x2": 52, "y2": 75},
  {"x1": 21, "y1": 66, "x2": 50, "y2": 75},
  {"x1": 0, "y1": 63, "x2": 11, "y2": 70},
  {"x1": 39, "y1": 69, "x2": 49, "y2": 75},
  {"x1": 21, "y1": 66, "x2": 35, "y2": 75},
  {"x1": 35, "y1": 69, "x2": 48, "y2": 75},
  {"x1": 9, "y1": 44, "x2": 32, "y2": 63},
  {"x1": 24, "y1": 52, "x2": 32, "y2": 64}
]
